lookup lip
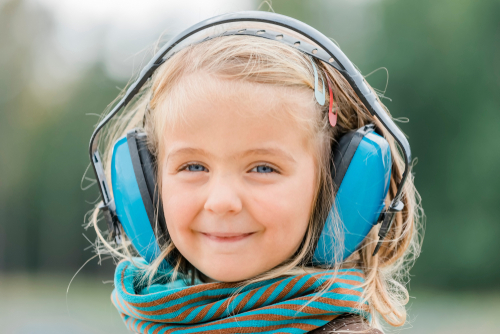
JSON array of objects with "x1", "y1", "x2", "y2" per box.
[{"x1": 200, "y1": 232, "x2": 255, "y2": 242}]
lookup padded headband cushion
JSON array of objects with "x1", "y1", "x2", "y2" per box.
[{"x1": 130, "y1": 131, "x2": 169, "y2": 246}]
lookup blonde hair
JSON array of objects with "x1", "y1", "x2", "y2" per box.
[{"x1": 87, "y1": 27, "x2": 423, "y2": 331}]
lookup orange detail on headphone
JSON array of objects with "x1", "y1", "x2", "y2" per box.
[{"x1": 327, "y1": 79, "x2": 337, "y2": 127}]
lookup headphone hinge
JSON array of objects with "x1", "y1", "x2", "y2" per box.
[
  {"x1": 375, "y1": 211, "x2": 386, "y2": 225},
  {"x1": 372, "y1": 200, "x2": 404, "y2": 256},
  {"x1": 98, "y1": 201, "x2": 122, "y2": 244}
]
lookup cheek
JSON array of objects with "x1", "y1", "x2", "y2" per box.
[
  {"x1": 161, "y1": 176, "x2": 203, "y2": 245},
  {"x1": 249, "y1": 164, "x2": 316, "y2": 251}
]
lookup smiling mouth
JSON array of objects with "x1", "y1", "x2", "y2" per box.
[{"x1": 201, "y1": 232, "x2": 255, "y2": 242}]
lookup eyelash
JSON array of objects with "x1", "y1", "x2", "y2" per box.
[
  {"x1": 249, "y1": 163, "x2": 278, "y2": 174},
  {"x1": 179, "y1": 163, "x2": 208, "y2": 172},
  {"x1": 178, "y1": 163, "x2": 279, "y2": 174}
]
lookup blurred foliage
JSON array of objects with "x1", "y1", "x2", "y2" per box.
[
  {"x1": 1, "y1": 0, "x2": 499, "y2": 290},
  {"x1": 0, "y1": 0, "x2": 118, "y2": 275}
]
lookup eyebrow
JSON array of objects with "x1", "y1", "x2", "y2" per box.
[
  {"x1": 239, "y1": 148, "x2": 296, "y2": 163},
  {"x1": 167, "y1": 147, "x2": 214, "y2": 160},
  {"x1": 166, "y1": 147, "x2": 296, "y2": 163}
]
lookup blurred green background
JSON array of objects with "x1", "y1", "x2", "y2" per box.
[{"x1": 1, "y1": 0, "x2": 499, "y2": 333}]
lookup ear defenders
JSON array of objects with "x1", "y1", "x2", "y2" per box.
[
  {"x1": 89, "y1": 11, "x2": 411, "y2": 267},
  {"x1": 110, "y1": 132, "x2": 168, "y2": 265},
  {"x1": 111, "y1": 124, "x2": 391, "y2": 267}
]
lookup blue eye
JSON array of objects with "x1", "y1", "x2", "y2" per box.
[
  {"x1": 251, "y1": 165, "x2": 275, "y2": 173},
  {"x1": 183, "y1": 164, "x2": 208, "y2": 172}
]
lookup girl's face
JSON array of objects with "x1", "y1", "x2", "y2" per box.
[{"x1": 160, "y1": 75, "x2": 317, "y2": 282}]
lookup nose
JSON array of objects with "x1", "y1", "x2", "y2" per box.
[{"x1": 203, "y1": 176, "x2": 243, "y2": 216}]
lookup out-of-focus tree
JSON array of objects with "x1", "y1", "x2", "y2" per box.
[
  {"x1": 270, "y1": 0, "x2": 500, "y2": 289},
  {"x1": 0, "y1": 0, "x2": 123, "y2": 275},
  {"x1": 377, "y1": 0, "x2": 500, "y2": 290},
  {"x1": 0, "y1": 0, "x2": 54, "y2": 271},
  {"x1": 1, "y1": 0, "x2": 499, "y2": 291}
]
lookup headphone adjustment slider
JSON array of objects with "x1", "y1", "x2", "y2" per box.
[
  {"x1": 372, "y1": 200, "x2": 404, "y2": 256},
  {"x1": 98, "y1": 201, "x2": 122, "y2": 244}
]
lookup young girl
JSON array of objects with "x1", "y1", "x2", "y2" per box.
[{"x1": 88, "y1": 12, "x2": 422, "y2": 334}]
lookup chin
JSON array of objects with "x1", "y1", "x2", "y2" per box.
[
  {"x1": 198, "y1": 261, "x2": 262, "y2": 283},
  {"x1": 203, "y1": 268, "x2": 253, "y2": 283}
]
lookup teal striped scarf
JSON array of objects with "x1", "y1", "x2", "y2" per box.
[{"x1": 112, "y1": 259, "x2": 368, "y2": 334}]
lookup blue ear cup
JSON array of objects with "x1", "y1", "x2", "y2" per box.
[
  {"x1": 111, "y1": 126, "x2": 390, "y2": 267},
  {"x1": 313, "y1": 125, "x2": 392, "y2": 265},
  {"x1": 111, "y1": 130, "x2": 169, "y2": 267}
]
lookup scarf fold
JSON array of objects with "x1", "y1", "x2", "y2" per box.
[{"x1": 111, "y1": 259, "x2": 368, "y2": 334}]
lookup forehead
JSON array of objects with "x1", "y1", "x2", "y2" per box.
[
  {"x1": 160, "y1": 73, "x2": 316, "y2": 135},
  {"x1": 158, "y1": 74, "x2": 318, "y2": 155}
]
